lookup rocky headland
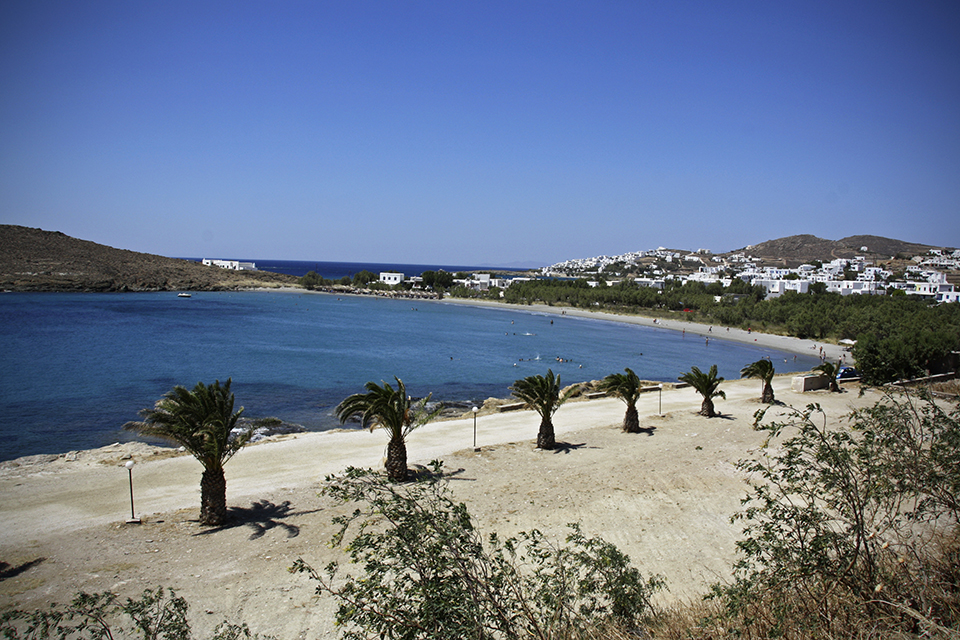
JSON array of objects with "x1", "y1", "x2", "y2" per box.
[{"x1": 0, "y1": 226, "x2": 298, "y2": 292}]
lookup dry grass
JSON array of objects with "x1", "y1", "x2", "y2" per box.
[
  {"x1": 930, "y1": 379, "x2": 960, "y2": 396},
  {"x1": 636, "y1": 530, "x2": 960, "y2": 640}
]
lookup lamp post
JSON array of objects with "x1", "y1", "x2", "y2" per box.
[
  {"x1": 658, "y1": 384, "x2": 663, "y2": 416},
  {"x1": 125, "y1": 460, "x2": 140, "y2": 524},
  {"x1": 472, "y1": 406, "x2": 479, "y2": 451}
]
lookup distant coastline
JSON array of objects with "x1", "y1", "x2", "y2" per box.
[{"x1": 182, "y1": 258, "x2": 527, "y2": 280}]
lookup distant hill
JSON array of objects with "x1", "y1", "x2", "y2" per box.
[
  {"x1": 0, "y1": 226, "x2": 298, "y2": 292},
  {"x1": 836, "y1": 235, "x2": 939, "y2": 258},
  {"x1": 721, "y1": 234, "x2": 947, "y2": 268}
]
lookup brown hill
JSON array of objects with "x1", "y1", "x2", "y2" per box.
[
  {"x1": 836, "y1": 235, "x2": 938, "y2": 258},
  {"x1": 723, "y1": 234, "x2": 947, "y2": 268},
  {"x1": 0, "y1": 226, "x2": 298, "y2": 292}
]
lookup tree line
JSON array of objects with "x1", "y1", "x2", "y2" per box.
[
  {"x1": 298, "y1": 269, "x2": 457, "y2": 291},
  {"x1": 459, "y1": 277, "x2": 960, "y2": 385}
]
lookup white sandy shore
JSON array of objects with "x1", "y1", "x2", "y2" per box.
[{"x1": 0, "y1": 374, "x2": 878, "y2": 639}]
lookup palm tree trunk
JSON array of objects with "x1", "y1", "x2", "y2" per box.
[
  {"x1": 623, "y1": 404, "x2": 640, "y2": 433},
  {"x1": 200, "y1": 467, "x2": 227, "y2": 526},
  {"x1": 700, "y1": 397, "x2": 715, "y2": 418},
  {"x1": 537, "y1": 417, "x2": 556, "y2": 450},
  {"x1": 386, "y1": 436, "x2": 408, "y2": 482},
  {"x1": 762, "y1": 382, "x2": 775, "y2": 404}
]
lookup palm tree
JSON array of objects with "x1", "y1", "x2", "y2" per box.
[
  {"x1": 124, "y1": 379, "x2": 251, "y2": 526},
  {"x1": 740, "y1": 358, "x2": 776, "y2": 404},
  {"x1": 813, "y1": 359, "x2": 842, "y2": 392},
  {"x1": 597, "y1": 368, "x2": 644, "y2": 433},
  {"x1": 510, "y1": 369, "x2": 575, "y2": 449},
  {"x1": 336, "y1": 377, "x2": 438, "y2": 482},
  {"x1": 678, "y1": 365, "x2": 726, "y2": 418}
]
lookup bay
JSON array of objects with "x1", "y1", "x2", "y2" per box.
[{"x1": 0, "y1": 290, "x2": 821, "y2": 461}]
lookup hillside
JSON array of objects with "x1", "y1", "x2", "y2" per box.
[
  {"x1": 0, "y1": 226, "x2": 298, "y2": 292},
  {"x1": 722, "y1": 233, "x2": 946, "y2": 267}
]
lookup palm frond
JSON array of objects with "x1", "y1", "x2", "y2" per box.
[
  {"x1": 598, "y1": 368, "x2": 642, "y2": 406},
  {"x1": 510, "y1": 369, "x2": 572, "y2": 419},
  {"x1": 678, "y1": 365, "x2": 726, "y2": 401},
  {"x1": 336, "y1": 377, "x2": 437, "y2": 441},
  {"x1": 740, "y1": 358, "x2": 775, "y2": 383},
  {"x1": 123, "y1": 379, "x2": 248, "y2": 470}
]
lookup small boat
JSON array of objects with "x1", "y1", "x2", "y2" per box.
[{"x1": 177, "y1": 292, "x2": 192, "y2": 298}]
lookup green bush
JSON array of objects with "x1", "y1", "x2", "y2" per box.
[
  {"x1": 293, "y1": 462, "x2": 664, "y2": 640},
  {"x1": 0, "y1": 587, "x2": 270, "y2": 640},
  {"x1": 711, "y1": 392, "x2": 960, "y2": 638}
]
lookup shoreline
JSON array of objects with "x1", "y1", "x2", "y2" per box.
[
  {"x1": 440, "y1": 297, "x2": 850, "y2": 362},
  {"x1": 284, "y1": 286, "x2": 849, "y2": 362},
  {"x1": 0, "y1": 377, "x2": 886, "y2": 638},
  {"x1": 1, "y1": 289, "x2": 845, "y2": 466}
]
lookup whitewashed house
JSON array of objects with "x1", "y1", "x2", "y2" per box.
[
  {"x1": 202, "y1": 259, "x2": 257, "y2": 271},
  {"x1": 379, "y1": 272, "x2": 404, "y2": 286}
]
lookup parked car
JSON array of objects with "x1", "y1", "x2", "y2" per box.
[{"x1": 837, "y1": 366, "x2": 859, "y2": 380}]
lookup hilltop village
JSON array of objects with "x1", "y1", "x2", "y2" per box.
[
  {"x1": 534, "y1": 245, "x2": 960, "y2": 303},
  {"x1": 356, "y1": 242, "x2": 960, "y2": 305}
]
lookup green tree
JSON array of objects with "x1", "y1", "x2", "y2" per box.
[
  {"x1": 740, "y1": 358, "x2": 776, "y2": 404},
  {"x1": 124, "y1": 379, "x2": 251, "y2": 526},
  {"x1": 420, "y1": 269, "x2": 455, "y2": 290},
  {"x1": 678, "y1": 365, "x2": 726, "y2": 417},
  {"x1": 298, "y1": 270, "x2": 328, "y2": 290},
  {"x1": 352, "y1": 270, "x2": 377, "y2": 286},
  {"x1": 813, "y1": 359, "x2": 842, "y2": 392},
  {"x1": 510, "y1": 369, "x2": 575, "y2": 449},
  {"x1": 597, "y1": 368, "x2": 644, "y2": 433},
  {"x1": 335, "y1": 377, "x2": 438, "y2": 482}
]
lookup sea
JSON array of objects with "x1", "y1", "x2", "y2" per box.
[{"x1": 0, "y1": 260, "x2": 822, "y2": 462}]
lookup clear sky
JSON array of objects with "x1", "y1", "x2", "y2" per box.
[{"x1": 1, "y1": 2, "x2": 958, "y2": 267}]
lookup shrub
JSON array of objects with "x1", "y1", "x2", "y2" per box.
[
  {"x1": 0, "y1": 587, "x2": 270, "y2": 640},
  {"x1": 711, "y1": 391, "x2": 960, "y2": 638},
  {"x1": 293, "y1": 462, "x2": 664, "y2": 640}
]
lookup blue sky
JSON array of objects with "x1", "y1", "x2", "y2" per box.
[{"x1": 1, "y1": 2, "x2": 958, "y2": 267}]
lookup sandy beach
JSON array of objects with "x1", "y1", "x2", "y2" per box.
[{"x1": 1, "y1": 347, "x2": 878, "y2": 638}]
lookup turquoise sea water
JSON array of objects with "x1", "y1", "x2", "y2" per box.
[{"x1": 0, "y1": 290, "x2": 821, "y2": 461}]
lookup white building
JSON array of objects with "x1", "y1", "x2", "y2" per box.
[
  {"x1": 907, "y1": 282, "x2": 955, "y2": 300},
  {"x1": 202, "y1": 259, "x2": 256, "y2": 271},
  {"x1": 379, "y1": 272, "x2": 404, "y2": 286},
  {"x1": 754, "y1": 279, "x2": 810, "y2": 299},
  {"x1": 634, "y1": 277, "x2": 665, "y2": 289},
  {"x1": 825, "y1": 280, "x2": 882, "y2": 296}
]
